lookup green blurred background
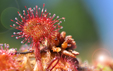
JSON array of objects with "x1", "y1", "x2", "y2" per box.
[{"x1": 0, "y1": 0, "x2": 100, "y2": 63}]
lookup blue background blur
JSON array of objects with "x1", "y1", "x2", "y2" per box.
[{"x1": 0, "y1": 0, "x2": 113, "y2": 63}]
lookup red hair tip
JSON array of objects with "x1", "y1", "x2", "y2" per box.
[
  {"x1": 11, "y1": 19, "x2": 13, "y2": 21},
  {"x1": 10, "y1": 25, "x2": 12, "y2": 27},
  {"x1": 17, "y1": 11, "x2": 19, "y2": 14},
  {"x1": 62, "y1": 17, "x2": 65, "y2": 19},
  {"x1": 11, "y1": 35, "x2": 13, "y2": 37},
  {"x1": 25, "y1": 6, "x2": 27, "y2": 8},
  {"x1": 43, "y1": 3, "x2": 45, "y2": 7}
]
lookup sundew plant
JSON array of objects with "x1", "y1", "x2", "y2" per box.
[{"x1": 9, "y1": 4, "x2": 79, "y2": 71}]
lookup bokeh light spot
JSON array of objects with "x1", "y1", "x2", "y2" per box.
[
  {"x1": 92, "y1": 48, "x2": 111, "y2": 64},
  {"x1": 1, "y1": 7, "x2": 21, "y2": 29},
  {"x1": 98, "y1": 55, "x2": 105, "y2": 62}
]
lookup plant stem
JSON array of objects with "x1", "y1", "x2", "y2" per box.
[{"x1": 34, "y1": 43, "x2": 43, "y2": 71}]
